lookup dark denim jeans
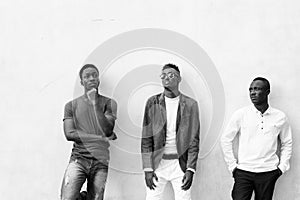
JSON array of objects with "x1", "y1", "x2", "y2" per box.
[{"x1": 61, "y1": 156, "x2": 108, "y2": 200}]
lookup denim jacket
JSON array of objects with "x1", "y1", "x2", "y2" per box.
[{"x1": 141, "y1": 93, "x2": 200, "y2": 172}]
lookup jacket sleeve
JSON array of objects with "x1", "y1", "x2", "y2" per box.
[
  {"x1": 141, "y1": 99, "x2": 154, "y2": 170},
  {"x1": 186, "y1": 101, "x2": 200, "y2": 171}
]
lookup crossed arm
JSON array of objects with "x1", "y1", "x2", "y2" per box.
[
  {"x1": 64, "y1": 118, "x2": 109, "y2": 143},
  {"x1": 63, "y1": 96, "x2": 117, "y2": 143}
]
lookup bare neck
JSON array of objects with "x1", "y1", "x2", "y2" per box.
[
  {"x1": 164, "y1": 88, "x2": 180, "y2": 98},
  {"x1": 254, "y1": 103, "x2": 269, "y2": 114}
]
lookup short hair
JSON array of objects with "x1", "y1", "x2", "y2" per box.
[
  {"x1": 79, "y1": 64, "x2": 99, "y2": 79},
  {"x1": 253, "y1": 77, "x2": 270, "y2": 90},
  {"x1": 162, "y1": 63, "x2": 180, "y2": 74}
]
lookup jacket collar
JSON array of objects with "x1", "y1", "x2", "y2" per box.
[{"x1": 158, "y1": 92, "x2": 186, "y2": 107}]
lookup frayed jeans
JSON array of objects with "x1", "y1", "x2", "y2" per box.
[{"x1": 61, "y1": 156, "x2": 108, "y2": 200}]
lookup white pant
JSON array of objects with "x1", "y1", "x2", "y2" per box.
[{"x1": 146, "y1": 159, "x2": 191, "y2": 200}]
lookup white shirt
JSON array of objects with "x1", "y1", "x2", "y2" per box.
[
  {"x1": 221, "y1": 105, "x2": 292, "y2": 173},
  {"x1": 164, "y1": 96, "x2": 180, "y2": 155}
]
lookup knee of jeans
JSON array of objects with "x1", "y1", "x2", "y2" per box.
[
  {"x1": 63, "y1": 174, "x2": 70, "y2": 186},
  {"x1": 61, "y1": 190, "x2": 80, "y2": 200},
  {"x1": 61, "y1": 191, "x2": 77, "y2": 200},
  {"x1": 92, "y1": 182, "x2": 105, "y2": 200},
  {"x1": 94, "y1": 192, "x2": 104, "y2": 200},
  {"x1": 60, "y1": 175, "x2": 77, "y2": 199}
]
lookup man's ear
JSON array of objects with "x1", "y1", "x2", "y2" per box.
[
  {"x1": 80, "y1": 79, "x2": 83, "y2": 86},
  {"x1": 266, "y1": 89, "x2": 270, "y2": 95}
]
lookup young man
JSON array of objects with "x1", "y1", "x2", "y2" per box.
[
  {"x1": 61, "y1": 64, "x2": 117, "y2": 200},
  {"x1": 221, "y1": 77, "x2": 293, "y2": 200},
  {"x1": 141, "y1": 63, "x2": 200, "y2": 200}
]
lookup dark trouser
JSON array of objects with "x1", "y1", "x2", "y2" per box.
[
  {"x1": 61, "y1": 156, "x2": 108, "y2": 200},
  {"x1": 232, "y1": 168, "x2": 282, "y2": 200}
]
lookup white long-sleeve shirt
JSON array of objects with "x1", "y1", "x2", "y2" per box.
[{"x1": 221, "y1": 105, "x2": 292, "y2": 173}]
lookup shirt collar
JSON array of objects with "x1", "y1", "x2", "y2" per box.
[{"x1": 251, "y1": 105, "x2": 273, "y2": 115}]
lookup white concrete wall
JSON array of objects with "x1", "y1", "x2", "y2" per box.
[{"x1": 1, "y1": 0, "x2": 300, "y2": 199}]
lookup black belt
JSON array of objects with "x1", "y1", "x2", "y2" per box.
[{"x1": 162, "y1": 154, "x2": 178, "y2": 160}]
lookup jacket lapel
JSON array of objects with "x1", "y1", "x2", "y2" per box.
[
  {"x1": 158, "y1": 93, "x2": 167, "y2": 128},
  {"x1": 176, "y1": 94, "x2": 185, "y2": 133}
]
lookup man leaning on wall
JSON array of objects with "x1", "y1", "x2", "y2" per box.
[
  {"x1": 221, "y1": 77, "x2": 292, "y2": 200},
  {"x1": 60, "y1": 64, "x2": 117, "y2": 200},
  {"x1": 141, "y1": 63, "x2": 200, "y2": 200}
]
